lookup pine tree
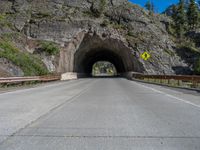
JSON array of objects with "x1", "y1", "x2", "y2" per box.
[
  {"x1": 151, "y1": 2, "x2": 155, "y2": 13},
  {"x1": 171, "y1": 5, "x2": 178, "y2": 20},
  {"x1": 174, "y1": 0, "x2": 187, "y2": 38},
  {"x1": 187, "y1": 0, "x2": 199, "y2": 30},
  {"x1": 145, "y1": 0, "x2": 151, "y2": 11},
  {"x1": 145, "y1": 0, "x2": 154, "y2": 14}
]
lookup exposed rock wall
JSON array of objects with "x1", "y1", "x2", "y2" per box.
[
  {"x1": 0, "y1": 58, "x2": 24, "y2": 77},
  {"x1": 0, "y1": 0, "x2": 194, "y2": 75}
]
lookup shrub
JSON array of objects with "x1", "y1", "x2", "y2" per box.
[
  {"x1": 99, "y1": 0, "x2": 107, "y2": 14},
  {"x1": 127, "y1": 30, "x2": 134, "y2": 37},
  {"x1": 91, "y1": 0, "x2": 107, "y2": 17},
  {"x1": 101, "y1": 20, "x2": 110, "y2": 27},
  {"x1": 40, "y1": 41, "x2": 59, "y2": 55}
]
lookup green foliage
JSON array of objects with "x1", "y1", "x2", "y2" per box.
[
  {"x1": 170, "y1": 0, "x2": 200, "y2": 38},
  {"x1": 0, "y1": 13, "x2": 12, "y2": 28},
  {"x1": 90, "y1": 0, "x2": 107, "y2": 17},
  {"x1": 0, "y1": 14, "x2": 6, "y2": 21},
  {"x1": 83, "y1": 11, "x2": 95, "y2": 17},
  {"x1": 111, "y1": 22, "x2": 126, "y2": 30},
  {"x1": 187, "y1": 0, "x2": 199, "y2": 29},
  {"x1": 40, "y1": 41, "x2": 59, "y2": 55},
  {"x1": 100, "y1": 19, "x2": 110, "y2": 27},
  {"x1": 127, "y1": 30, "x2": 135, "y2": 37},
  {"x1": 194, "y1": 57, "x2": 200, "y2": 74},
  {"x1": 99, "y1": 0, "x2": 107, "y2": 14},
  {"x1": 178, "y1": 39, "x2": 200, "y2": 53},
  {"x1": 173, "y1": 0, "x2": 187, "y2": 38},
  {"x1": 0, "y1": 39, "x2": 48, "y2": 76},
  {"x1": 92, "y1": 61, "x2": 117, "y2": 76},
  {"x1": 145, "y1": 0, "x2": 155, "y2": 15}
]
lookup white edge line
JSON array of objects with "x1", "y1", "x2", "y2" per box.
[{"x1": 133, "y1": 81, "x2": 200, "y2": 109}]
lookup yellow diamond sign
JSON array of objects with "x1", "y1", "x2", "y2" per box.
[{"x1": 141, "y1": 52, "x2": 151, "y2": 61}]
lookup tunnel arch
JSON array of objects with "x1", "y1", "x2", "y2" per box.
[{"x1": 72, "y1": 33, "x2": 144, "y2": 76}]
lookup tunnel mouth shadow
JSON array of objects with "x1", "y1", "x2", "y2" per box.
[{"x1": 91, "y1": 75, "x2": 121, "y2": 78}]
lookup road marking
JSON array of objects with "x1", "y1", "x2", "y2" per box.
[{"x1": 134, "y1": 82, "x2": 200, "y2": 109}]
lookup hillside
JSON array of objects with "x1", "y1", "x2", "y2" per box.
[{"x1": 0, "y1": 0, "x2": 198, "y2": 76}]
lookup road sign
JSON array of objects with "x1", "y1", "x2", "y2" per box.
[{"x1": 141, "y1": 52, "x2": 151, "y2": 61}]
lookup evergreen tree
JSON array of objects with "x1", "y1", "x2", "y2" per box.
[
  {"x1": 171, "y1": 5, "x2": 178, "y2": 20},
  {"x1": 174, "y1": 0, "x2": 187, "y2": 38},
  {"x1": 151, "y1": 2, "x2": 155, "y2": 13},
  {"x1": 187, "y1": 0, "x2": 199, "y2": 30},
  {"x1": 145, "y1": 0, "x2": 151, "y2": 11},
  {"x1": 145, "y1": 0, "x2": 154, "y2": 14}
]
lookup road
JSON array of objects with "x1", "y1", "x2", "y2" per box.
[{"x1": 0, "y1": 78, "x2": 200, "y2": 150}]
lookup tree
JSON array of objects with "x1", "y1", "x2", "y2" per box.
[
  {"x1": 145, "y1": 0, "x2": 151, "y2": 11},
  {"x1": 171, "y1": 5, "x2": 178, "y2": 20},
  {"x1": 173, "y1": 0, "x2": 187, "y2": 38},
  {"x1": 151, "y1": 2, "x2": 155, "y2": 13},
  {"x1": 145, "y1": 0, "x2": 154, "y2": 14},
  {"x1": 187, "y1": 0, "x2": 199, "y2": 30}
]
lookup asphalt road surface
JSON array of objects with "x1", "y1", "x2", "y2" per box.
[{"x1": 0, "y1": 78, "x2": 200, "y2": 150}]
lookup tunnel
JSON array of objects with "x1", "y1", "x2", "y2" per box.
[
  {"x1": 74, "y1": 48, "x2": 126, "y2": 75},
  {"x1": 72, "y1": 33, "x2": 144, "y2": 77}
]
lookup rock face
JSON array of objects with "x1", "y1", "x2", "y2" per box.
[
  {"x1": 0, "y1": 58, "x2": 24, "y2": 77},
  {"x1": 0, "y1": 0, "x2": 194, "y2": 75}
]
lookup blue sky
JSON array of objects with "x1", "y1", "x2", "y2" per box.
[{"x1": 129, "y1": 0, "x2": 179, "y2": 13}]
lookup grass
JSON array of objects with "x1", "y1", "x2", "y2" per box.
[{"x1": 0, "y1": 38, "x2": 49, "y2": 76}]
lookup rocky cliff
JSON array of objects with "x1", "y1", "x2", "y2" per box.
[{"x1": 0, "y1": 0, "x2": 195, "y2": 76}]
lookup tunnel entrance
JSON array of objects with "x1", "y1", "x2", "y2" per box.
[
  {"x1": 75, "y1": 48, "x2": 126, "y2": 76},
  {"x1": 71, "y1": 33, "x2": 144, "y2": 77},
  {"x1": 92, "y1": 61, "x2": 117, "y2": 77}
]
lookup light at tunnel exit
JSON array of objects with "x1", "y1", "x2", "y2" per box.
[{"x1": 92, "y1": 61, "x2": 117, "y2": 77}]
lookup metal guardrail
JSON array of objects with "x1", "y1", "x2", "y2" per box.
[
  {"x1": 0, "y1": 75, "x2": 61, "y2": 84},
  {"x1": 132, "y1": 73, "x2": 200, "y2": 88}
]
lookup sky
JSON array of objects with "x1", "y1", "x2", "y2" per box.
[{"x1": 129, "y1": 0, "x2": 179, "y2": 13}]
